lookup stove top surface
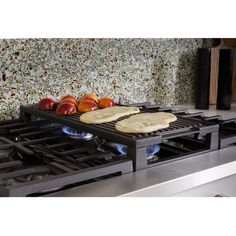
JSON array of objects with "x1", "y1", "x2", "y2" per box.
[
  {"x1": 0, "y1": 119, "x2": 133, "y2": 196},
  {"x1": 0, "y1": 103, "x2": 236, "y2": 197}
]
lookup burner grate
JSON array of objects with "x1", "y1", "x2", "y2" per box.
[
  {"x1": 0, "y1": 119, "x2": 133, "y2": 196},
  {"x1": 144, "y1": 105, "x2": 236, "y2": 149}
]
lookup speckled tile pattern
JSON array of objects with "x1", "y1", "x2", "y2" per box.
[{"x1": 0, "y1": 38, "x2": 214, "y2": 119}]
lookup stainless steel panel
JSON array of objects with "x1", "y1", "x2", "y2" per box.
[{"x1": 47, "y1": 146, "x2": 236, "y2": 197}]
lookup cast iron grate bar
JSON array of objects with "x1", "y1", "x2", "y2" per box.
[
  {"x1": 143, "y1": 104, "x2": 161, "y2": 109},
  {"x1": 46, "y1": 140, "x2": 81, "y2": 149},
  {"x1": 0, "y1": 161, "x2": 22, "y2": 170},
  {"x1": 75, "y1": 152, "x2": 113, "y2": 163},
  {"x1": 172, "y1": 109, "x2": 188, "y2": 114},
  {"x1": 0, "y1": 166, "x2": 50, "y2": 181},
  {"x1": 0, "y1": 135, "x2": 64, "y2": 156},
  {"x1": 160, "y1": 144, "x2": 187, "y2": 155},
  {"x1": 0, "y1": 159, "x2": 133, "y2": 197},
  {"x1": 0, "y1": 119, "x2": 21, "y2": 126},
  {"x1": 0, "y1": 137, "x2": 35, "y2": 155},
  {"x1": 59, "y1": 147, "x2": 91, "y2": 156},
  {"x1": 126, "y1": 102, "x2": 151, "y2": 107},
  {"x1": 10, "y1": 126, "x2": 39, "y2": 134},
  {"x1": 30, "y1": 145, "x2": 81, "y2": 171},
  {"x1": 203, "y1": 115, "x2": 222, "y2": 121},
  {"x1": 220, "y1": 118, "x2": 236, "y2": 125},
  {"x1": 19, "y1": 129, "x2": 59, "y2": 138},
  {"x1": 0, "y1": 123, "x2": 31, "y2": 130},
  {"x1": 21, "y1": 136, "x2": 62, "y2": 146},
  {"x1": 0, "y1": 152, "x2": 10, "y2": 159},
  {"x1": 180, "y1": 112, "x2": 204, "y2": 118},
  {"x1": 50, "y1": 162, "x2": 74, "y2": 173}
]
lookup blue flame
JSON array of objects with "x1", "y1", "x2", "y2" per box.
[
  {"x1": 62, "y1": 126, "x2": 93, "y2": 139},
  {"x1": 117, "y1": 144, "x2": 160, "y2": 158}
]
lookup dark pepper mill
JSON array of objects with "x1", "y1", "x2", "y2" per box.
[
  {"x1": 217, "y1": 49, "x2": 234, "y2": 110},
  {"x1": 195, "y1": 48, "x2": 211, "y2": 109}
]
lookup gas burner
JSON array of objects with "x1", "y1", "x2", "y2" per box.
[
  {"x1": 0, "y1": 119, "x2": 133, "y2": 196},
  {"x1": 117, "y1": 143, "x2": 160, "y2": 159},
  {"x1": 62, "y1": 126, "x2": 93, "y2": 140},
  {"x1": 98, "y1": 140, "x2": 161, "y2": 159}
]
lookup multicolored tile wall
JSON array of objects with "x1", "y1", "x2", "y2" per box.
[{"x1": 0, "y1": 38, "x2": 214, "y2": 119}]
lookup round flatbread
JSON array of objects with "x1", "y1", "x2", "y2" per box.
[
  {"x1": 79, "y1": 106, "x2": 140, "y2": 124},
  {"x1": 115, "y1": 112, "x2": 177, "y2": 133}
]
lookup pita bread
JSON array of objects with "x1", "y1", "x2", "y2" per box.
[
  {"x1": 80, "y1": 106, "x2": 140, "y2": 124},
  {"x1": 115, "y1": 112, "x2": 177, "y2": 133}
]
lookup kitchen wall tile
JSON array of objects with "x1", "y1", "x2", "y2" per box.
[{"x1": 0, "y1": 38, "x2": 214, "y2": 119}]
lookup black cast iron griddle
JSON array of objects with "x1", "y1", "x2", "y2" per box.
[{"x1": 20, "y1": 104, "x2": 219, "y2": 170}]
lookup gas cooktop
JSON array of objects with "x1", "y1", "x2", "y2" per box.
[
  {"x1": 0, "y1": 119, "x2": 132, "y2": 196},
  {"x1": 0, "y1": 103, "x2": 235, "y2": 196}
]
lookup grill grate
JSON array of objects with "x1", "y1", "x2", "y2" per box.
[
  {"x1": 20, "y1": 105, "x2": 216, "y2": 141},
  {"x1": 20, "y1": 104, "x2": 219, "y2": 170}
]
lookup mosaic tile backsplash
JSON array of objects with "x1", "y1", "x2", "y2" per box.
[{"x1": 0, "y1": 38, "x2": 214, "y2": 119}]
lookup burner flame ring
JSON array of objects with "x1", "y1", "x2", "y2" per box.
[
  {"x1": 117, "y1": 144, "x2": 160, "y2": 159},
  {"x1": 62, "y1": 126, "x2": 93, "y2": 140}
]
